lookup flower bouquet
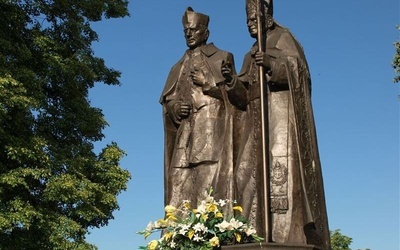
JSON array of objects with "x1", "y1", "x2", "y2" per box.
[{"x1": 138, "y1": 189, "x2": 263, "y2": 249}]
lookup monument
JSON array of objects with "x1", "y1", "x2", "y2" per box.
[{"x1": 160, "y1": 1, "x2": 330, "y2": 249}]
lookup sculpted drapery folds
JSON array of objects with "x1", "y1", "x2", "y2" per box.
[
  {"x1": 160, "y1": 8, "x2": 237, "y2": 210},
  {"x1": 224, "y1": 0, "x2": 330, "y2": 248}
]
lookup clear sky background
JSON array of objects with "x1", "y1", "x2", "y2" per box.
[{"x1": 85, "y1": 1, "x2": 399, "y2": 249}]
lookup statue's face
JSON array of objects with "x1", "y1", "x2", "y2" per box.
[
  {"x1": 183, "y1": 23, "x2": 208, "y2": 49},
  {"x1": 247, "y1": 12, "x2": 258, "y2": 38},
  {"x1": 247, "y1": 12, "x2": 274, "y2": 38}
]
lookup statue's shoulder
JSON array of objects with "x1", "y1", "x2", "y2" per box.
[
  {"x1": 271, "y1": 24, "x2": 294, "y2": 40},
  {"x1": 272, "y1": 24, "x2": 305, "y2": 57},
  {"x1": 202, "y1": 43, "x2": 232, "y2": 59},
  {"x1": 276, "y1": 24, "x2": 303, "y2": 46},
  {"x1": 161, "y1": 52, "x2": 187, "y2": 101},
  {"x1": 169, "y1": 53, "x2": 186, "y2": 71}
]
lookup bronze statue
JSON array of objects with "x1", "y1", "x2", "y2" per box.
[
  {"x1": 160, "y1": 7, "x2": 237, "y2": 211},
  {"x1": 223, "y1": 0, "x2": 330, "y2": 248}
]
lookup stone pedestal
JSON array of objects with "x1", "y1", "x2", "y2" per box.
[{"x1": 222, "y1": 242, "x2": 323, "y2": 250}]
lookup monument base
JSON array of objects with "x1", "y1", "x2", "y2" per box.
[{"x1": 222, "y1": 242, "x2": 322, "y2": 250}]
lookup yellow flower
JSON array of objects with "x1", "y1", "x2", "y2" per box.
[
  {"x1": 183, "y1": 202, "x2": 191, "y2": 210},
  {"x1": 144, "y1": 231, "x2": 151, "y2": 239},
  {"x1": 215, "y1": 212, "x2": 223, "y2": 218},
  {"x1": 209, "y1": 236, "x2": 220, "y2": 247},
  {"x1": 233, "y1": 206, "x2": 243, "y2": 213},
  {"x1": 166, "y1": 213, "x2": 178, "y2": 221},
  {"x1": 155, "y1": 219, "x2": 168, "y2": 228},
  {"x1": 164, "y1": 205, "x2": 176, "y2": 213},
  {"x1": 201, "y1": 213, "x2": 209, "y2": 221},
  {"x1": 164, "y1": 231, "x2": 174, "y2": 241},
  {"x1": 147, "y1": 240, "x2": 158, "y2": 250},
  {"x1": 207, "y1": 203, "x2": 218, "y2": 213},
  {"x1": 234, "y1": 232, "x2": 242, "y2": 242},
  {"x1": 188, "y1": 229, "x2": 195, "y2": 240}
]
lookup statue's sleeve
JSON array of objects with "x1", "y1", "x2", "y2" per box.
[
  {"x1": 268, "y1": 32, "x2": 303, "y2": 87},
  {"x1": 202, "y1": 51, "x2": 233, "y2": 100},
  {"x1": 165, "y1": 100, "x2": 181, "y2": 126},
  {"x1": 267, "y1": 49, "x2": 289, "y2": 86},
  {"x1": 269, "y1": 63, "x2": 288, "y2": 86},
  {"x1": 224, "y1": 52, "x2": 250, "y2": 110}
]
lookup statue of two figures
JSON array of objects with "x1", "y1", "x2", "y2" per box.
[{"x1": 160, "y1": 1, "x2": 330, "y2": 249}]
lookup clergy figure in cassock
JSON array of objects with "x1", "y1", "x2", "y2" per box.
[{"x1": 160, "y1": 7, "x2": 237, "y2": 212}]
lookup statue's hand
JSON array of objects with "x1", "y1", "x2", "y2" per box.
[
  {"x1": 255, "y1": 51, "x2": 271, "y2": 69},
  {"x1": 222, "y1": 61, "x2": 233, "y2": 84},
  {"x1": 177, "y1": 102, "x2": 191, "y2": 119},
  {"x1": 190, "y1": 67, "x2": 206, "y2": 86}
]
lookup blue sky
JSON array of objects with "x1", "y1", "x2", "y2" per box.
[{"x1": 86, "y1": 1, "x2": 399, "y2": 249}]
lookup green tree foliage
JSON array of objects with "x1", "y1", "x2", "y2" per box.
[
  {"x1": 330, "y1": 229, "x2": 353, "y2": 250},
  {"x1": 0, "y1": 0, "x2": 131, "y2": 249},
  {"x1": 393, "y1": 26, "x2": 400, "y2": 82}
]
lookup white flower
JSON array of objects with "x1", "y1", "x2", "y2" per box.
[
  {"x1": 178, "y1": 224, "x2": 190, "y2": 235},
  {"x1": 244, "y1": 226, "x2": 257, "y2": 236},
  {"x1": 197, "y1": 201, "x2": 207, "y2": 214},
  {"x1": 154, "y1": 220, "x2": 165, "y2": 229},
  {"x1": 169, "y1": 241, "x2": 177, "y2": 248},
  {"x1": 145, "y1": 221, "x2": 154, "y2": 231},
  {"x1": 229, "y1": 218, "x2": 244, "y2": 229},
  {"x1": 205, "y1": 195, "x2": 214, "y2": 203},
  {"x1": 167, "y1": 220, "x2": 177, "y2": 228},
  {"x1": 181, "y1": 224, "x2": 190, "y2": 230},
  {"x1": 217, "y1": 199, "x2": 227, "y2": 207},
  {"x1": 193, "y1": 234, "x2": 204, "y2": 242},
  {"x1": 216, "y1": 220, "x2": 233, "y2": 232},
  {"x1": 193, "y1": 223, "x2": 207, "y2": 233}
]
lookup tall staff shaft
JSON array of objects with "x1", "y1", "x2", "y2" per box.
[{"x1": 256, "y1": 0, "x2": 272, "y2": 242}]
